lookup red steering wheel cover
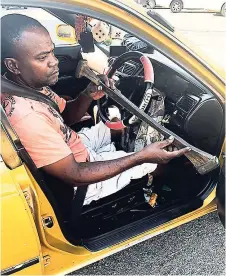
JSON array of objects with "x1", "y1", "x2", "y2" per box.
[{"x1": 140, "y1": 55, "x2": 154, "y2": 83}]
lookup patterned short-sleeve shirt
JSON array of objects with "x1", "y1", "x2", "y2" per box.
[{"x1": 1, "y1": 86, "x2": 89, "y2": 168}]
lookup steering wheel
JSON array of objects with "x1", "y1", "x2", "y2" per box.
[{"x1": 97, "y1": 51, "x2": 155, "y2": 130}]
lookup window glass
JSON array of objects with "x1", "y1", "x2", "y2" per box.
[{"x1": 1, "y1": 6, "x2": 76, "y2": 46}]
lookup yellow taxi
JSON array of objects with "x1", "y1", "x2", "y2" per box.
[{"x1": 1, "y1": 0, "x2": 225, "y2": 275}]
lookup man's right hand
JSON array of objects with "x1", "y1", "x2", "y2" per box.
[{"x1": 141, "y1": 136, "x2": 191, "y2": 164}]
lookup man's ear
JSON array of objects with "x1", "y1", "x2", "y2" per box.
[{"x1": 4, "y1": 58, "x2": 20, "y2": 75}]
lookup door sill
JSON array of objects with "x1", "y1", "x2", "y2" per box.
[{"x1": 79, "y1": 199, "x2": 202, "y2": 252}]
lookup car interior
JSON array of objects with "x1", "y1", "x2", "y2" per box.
[{"x1": 1, "y1": 6, "x2": 225, "y2": 252}]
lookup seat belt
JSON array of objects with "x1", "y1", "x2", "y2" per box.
[
  {"x1": 1, "y1": 77, "x2": 60, "y2": 113},
  {"x1": 1, "y1": 76, "x2": 88, "y2": 235}
]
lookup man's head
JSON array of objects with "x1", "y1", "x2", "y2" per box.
[{"x1": 1, "y1": 14, "x2": 59, "y2": 89}]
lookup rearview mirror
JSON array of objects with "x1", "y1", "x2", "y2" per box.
[{"x1": 56, "y1": 24, "x2": 77, "y2": 44}]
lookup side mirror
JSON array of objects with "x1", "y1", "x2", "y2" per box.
[{"x1": 56, "y1": 24, "x2": 77, "y2": 44}]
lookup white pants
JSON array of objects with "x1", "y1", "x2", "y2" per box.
[{"x1": 78, "y1": 122, "x2": 157, "y2": 205}]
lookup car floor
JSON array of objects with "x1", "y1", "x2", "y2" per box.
[{"x1": 77, "y1": 157, "x2": 210, "y2": 239}]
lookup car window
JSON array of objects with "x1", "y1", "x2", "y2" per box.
[{"x1": 1, "y1": 6, "x2": 76, "y2": 46}]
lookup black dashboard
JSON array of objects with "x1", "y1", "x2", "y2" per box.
[
  {"x1": 115, "y1": 55, "x2": 224, "y2": 155},
  {"x1": 53, "y1": 43, "x2": 224, "y2": 155}
]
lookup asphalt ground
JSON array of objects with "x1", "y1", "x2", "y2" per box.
[
  {"x1": 75, "y1": 212, "x2": 225, "y2": 275},
  {"x1": 75, "y1": 10, "x2": 225, "y2": 276},
  {"x1": 156, "y1": 9, "x2": 226, "y2": 69}
]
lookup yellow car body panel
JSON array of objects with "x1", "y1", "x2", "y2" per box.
[
  {"x1": 0, "y1": 0, "x2": 225, "y2": 274},
  {"x1": 8, "y1": 163, "x2": 218, "y2": 275},
  {"x1": 2, "y1": 162, "x2": 217, "y2": 275},
  {"x1": 0, "y1": 163, "x2": 43, "y2": 275},
  {"x1": 30, "y1": 160, "x2": 218, "y2": 275}
]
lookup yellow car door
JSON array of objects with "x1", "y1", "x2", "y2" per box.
[{"x1": 1, "y1": 117, "x2": 43, "y2": 275}]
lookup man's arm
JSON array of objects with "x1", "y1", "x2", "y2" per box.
[
  {"x1": 61, "y1": 75, "x2": 113, "y2": 126},
  {"x1": 42, "y1": 138, "x2": 190, "y2": 187},
  {"x1": 62, "y1": 93, "x2": 93, "y2": 126}
]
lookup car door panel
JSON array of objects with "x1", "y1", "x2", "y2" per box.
[
  {"x1": 155, "y1": 0, "x2": 172, "y2": 8},
  {"x1": 52, "y1": 44, "x2": 90, "y2": 98},
  {"x1": 184, "y1": 0, "x2": 221, "y2": 10},
  {"x1": 54, "y1": 44, "x2": 82, "y2": 76},
  {"x1": 1, "y1": 181, "x2": 42, "y2": 275},
  {"x1": 53, "y1": 44, "x2": 108, "y2": 98},
  {"x1": 183, "y1": 0, "x2": 203, "y2": 9},
  {"x1": 0, "y1": 160, "x2": 42, "y2": 275}
]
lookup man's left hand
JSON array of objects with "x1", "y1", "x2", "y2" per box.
[{"x1": 85, "y1": 74, "x2": 115, "y2": 100}]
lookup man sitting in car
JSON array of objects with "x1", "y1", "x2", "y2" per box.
[{"x1": 1, "y1": 14, "x2": 189, "y2": 205}]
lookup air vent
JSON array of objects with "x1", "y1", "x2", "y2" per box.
[{"x1": 177, "y1": 95, "x2": 198, "y2": 113}]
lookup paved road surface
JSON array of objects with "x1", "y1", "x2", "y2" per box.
[
  {"x1": 75, "y1": 11, "x2": 225, "y2": 276},
  {"x1": 156, "y1": 9, "x2": 226, "y2": 68},
  {"x1": 75, "y1": 212, "x2": 225, "y2": 275}
]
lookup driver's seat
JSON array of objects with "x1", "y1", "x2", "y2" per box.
[
  {"x1": 2, "y1": 105, "x2": 148, "y2": 242},
  {"x1": 1, "y1": 77, "x2": 133, "y2": 240},
  {"x1": 42, "y1": 163, "x2": 148, "y2": 237}
]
